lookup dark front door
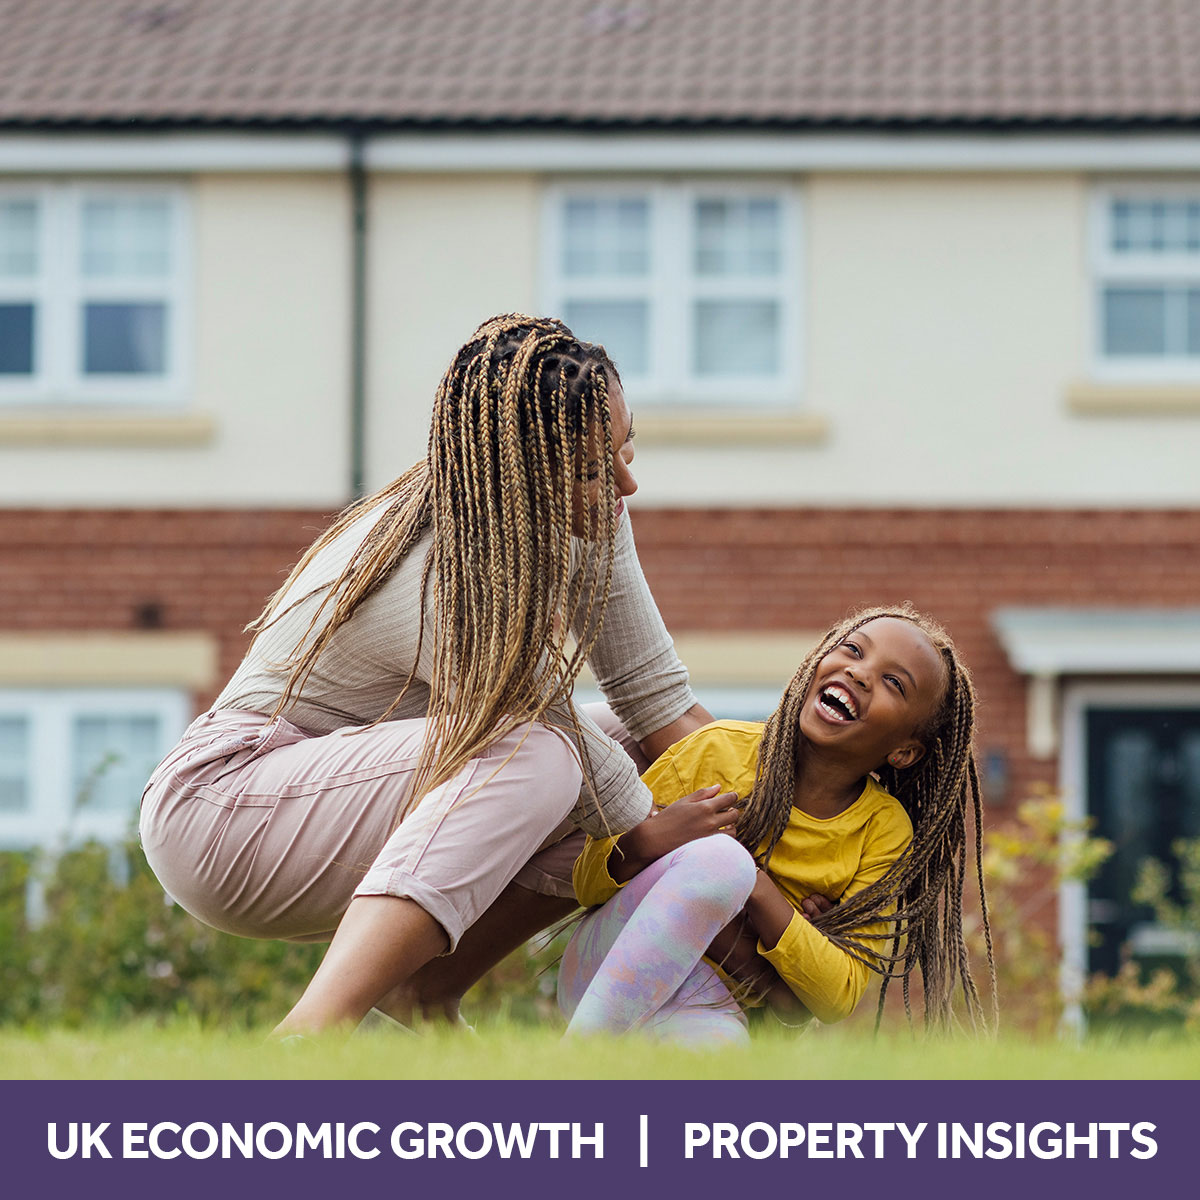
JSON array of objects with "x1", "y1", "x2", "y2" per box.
[{"x1": 1085, "y1": 707, "x2": 1200, "y2": 975}]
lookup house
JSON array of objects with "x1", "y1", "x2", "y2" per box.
[{"x1": 2, "y1": 0, "x2": 1199, "y2": 997}]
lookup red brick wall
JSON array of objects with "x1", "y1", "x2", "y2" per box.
[
  {"x1": 0, "y1": 508, "x2": 333, "y2": 692},
  {"x1": 5, "y1": 505, "x2": 1199, "y2": 817}
]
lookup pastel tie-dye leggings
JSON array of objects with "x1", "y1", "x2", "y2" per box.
[{"x1": 557, "y1": 835, "x2": 757, "y2": 1046}]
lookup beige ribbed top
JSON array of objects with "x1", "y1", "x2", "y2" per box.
[{"x1": 214, "y1": 504, "x2": 696, "y2": 835}]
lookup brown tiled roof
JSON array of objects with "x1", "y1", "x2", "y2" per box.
[{"x1": 1, "y1": 0, "x2": 1199, "y2": 128}]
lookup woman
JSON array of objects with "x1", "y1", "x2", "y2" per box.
[{"x1": 140, "y1": 314, "x2": 712, "y2": 1036}]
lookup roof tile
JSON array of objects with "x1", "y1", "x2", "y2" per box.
[{"x1": 0, "y1": 0, "x2": 1197, "y2": 126}]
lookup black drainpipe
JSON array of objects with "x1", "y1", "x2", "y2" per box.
[{"x1": 348, "y1": 130, "x2": 368, "y2": 500}]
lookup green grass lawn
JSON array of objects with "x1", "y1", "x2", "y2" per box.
[{"x1": 3, "y1": 1020, "x2": 1196, "y2": 1080}]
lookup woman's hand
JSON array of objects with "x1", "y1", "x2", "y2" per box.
[{"x1": 607, "y1": 784, "x2": 739, "y2": 883}]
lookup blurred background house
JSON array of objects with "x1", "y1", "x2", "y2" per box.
[{"x1": 1, "y1": 0, "x2": 1198, "y2": 1002}]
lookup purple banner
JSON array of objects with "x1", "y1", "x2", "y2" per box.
[{"x1": 5, "y1": 1079, "x2": 1192, "y2": 1200}]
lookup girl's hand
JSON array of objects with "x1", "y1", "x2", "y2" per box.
[
  {"x1": 800, "y1": 892, "x2": 834, "y2": 920},
  {"x1": 608, "y1": 784, "x2": 739, "y2": 883}
]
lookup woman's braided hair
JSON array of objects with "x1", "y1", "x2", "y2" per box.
[
  {"x1": 247, "y1": 314, "x2": 622, "y2": 831},
  {"x1": 738, "y1": 604, "x2": 997, "y2": 1032}
]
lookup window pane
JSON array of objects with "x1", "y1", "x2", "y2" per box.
[
  {"x1": 0, "y1": 716, "x2": 30, "y2": 813},
  {"x1": 563, "y1": 197, "x2": 649, "y2": 277},
  {"x1": 83, "y1": 302, "x2": 166, "y2": 374},
  {"x1": 695, "y1": 198, "x2": 781, "y2": 276},
  {"x1": 82, "y1": 197, "x2": 171, "y2": 278},
  {"x1": 0, "y1": 200, "x2": 38, "y2": 277},
  {"x1": 0, "y1": 303, "x2": 34, "y2": 374},
  {"x1": 72, "y1": 715, "x2": 161, "y2": 814},
  {"x1": 693, "y1": 300, "x2": 780, "y2": 376},
  {"x1": 1111, "y1": 199, "x2": 1200, "y2": 255},
  {"x1": 564, "y1": 299, "x2": 649, "y2": 375},
  {"x1": 1103, "y1": 287, "x2": 1167, "y2": 355},
  {"x1": 1111, "y1": 201, "x2": 1131, "y2": 252}
]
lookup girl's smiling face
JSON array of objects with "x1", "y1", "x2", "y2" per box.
[{"x1": 798, "y1": 617, "x2": 948, "y2": 773}]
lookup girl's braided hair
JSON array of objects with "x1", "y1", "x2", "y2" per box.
[
  {"x1": 738, "y1": 604, "x2": 998, "y2": 1032},
  {"x1": 246, "y1": 313, "x2": 622, "y2": 831}
]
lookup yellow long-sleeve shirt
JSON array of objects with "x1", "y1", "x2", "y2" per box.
[{"x1": 572, "y1": 720, "x2": 913, "y2": 1024}]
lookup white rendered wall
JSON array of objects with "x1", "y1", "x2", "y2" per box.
[
  {"x1": 363, "y1": 174, "x2": 539, "y2": 492},
  {"x1": 192, "y1": 174, "x2": 351, "y2": 505}
]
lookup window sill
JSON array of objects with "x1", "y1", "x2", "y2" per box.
[
  {"x1": 1067, "y1": 384, "x2": 1200, "y2": 416},
  {"x1": 0, "y1": 410, "x2": 216, "y2": 446},
  {"x1": 577, "y1": 630, "x2": 821, "y2": 691},
  {"x1": 0, "y1": 632, "x2": 218, "y2": 688},
  {"x1": 631, "y1": 411, "x2": 829, "y2": 445}
]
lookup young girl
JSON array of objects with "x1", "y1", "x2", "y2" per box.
[{"x1": 559, "y1": 605, "x2": 997, "y2": 1044}]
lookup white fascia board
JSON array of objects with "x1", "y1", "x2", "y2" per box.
[
  {"x1": 991, "y1": 607, "x2": 1200, "y2": 674},
  {"x1": 3, "y1": 129, "x2": 1200, "y2": 176},
  {"x1": 366, "y1": 132, "x2": 1200, "y2": 173},
  {"x1": 0, "y1": 133, "x2": 349, "y2": 173}
]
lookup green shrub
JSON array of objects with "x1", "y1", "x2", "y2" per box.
[
  {"x1": 0, "y1": 839, "x2": 324, "y2": 1028},
  {"x1": 0, "y1": 834, "x2": 563, "y2": 1030}
]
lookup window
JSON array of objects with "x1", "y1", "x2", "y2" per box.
[
  {"x1": 1092, "y1": 187, "x2": 1200, "y2": 379},
  {"x1": 0, "y1": 688, "x2": 189, "y2": 849},
  {"x1": 543, "y1": 181, "x2": 801, "y2": 406},
  {"x1": 0, "y1": 183, "x2": 189, "y2": 405}
]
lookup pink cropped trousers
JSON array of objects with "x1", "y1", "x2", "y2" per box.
[{"x1": 139, "y1": 707, "x2": 613, "y2": 951}]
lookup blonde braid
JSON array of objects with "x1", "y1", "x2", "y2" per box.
[{"x1": 246, "y1": 314, "x2": 623, "y2": 833}]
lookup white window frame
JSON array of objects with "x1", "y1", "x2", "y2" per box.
[
  {"x1": 0, "y1": 180, "x2": 191, "y2": 407},
  {"x1": 0, "y1": 687, "x2": 190, "y2": 850},
  {"x1": 542, "y1": 178, "x2": 803, "y2": 408},
  {"x1": 1089, "y1": 182, "x2": 1200, "y2": 382}
]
